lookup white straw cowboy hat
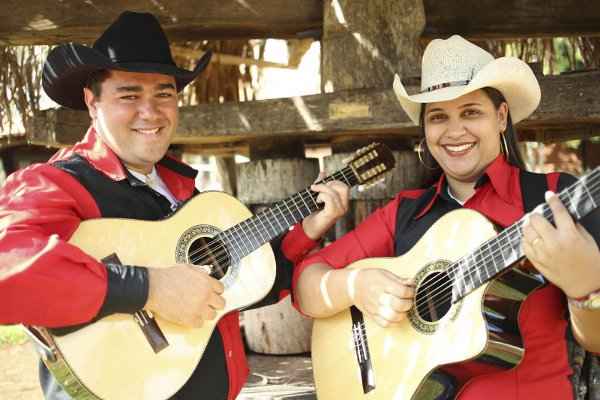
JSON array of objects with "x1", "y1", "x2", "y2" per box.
[{"x1": 393, "y1": 35, "x2": 541, "y2": 125}]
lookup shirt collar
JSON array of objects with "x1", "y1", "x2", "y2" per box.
[
  {"x1": 415, "y1": 155, "x2": 518, "y2": 219},
  {"x1": 480, "y1": 154, "x2": 520, "y2": 206},
  {"x1": 49, "y1": 126, "x2": 128, "y2": 181},
  {"x1": 49, "y1": 127, "x2": 198, "y2": 200}
]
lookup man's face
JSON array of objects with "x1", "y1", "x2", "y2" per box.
[{"x1": 84, "y1": 70, "x2": 178, "y2": 174}]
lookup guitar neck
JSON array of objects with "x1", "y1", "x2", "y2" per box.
[
  {"x1": 217, "y1": 166, "x2": 359, "y2": 262},
  {"x1": 452, "y1": 167, "x2": 600, "y2": 302}
]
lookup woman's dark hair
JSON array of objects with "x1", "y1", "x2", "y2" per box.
[{"x1": 418, "y1": 87, "x2": 526, "y2": 185}]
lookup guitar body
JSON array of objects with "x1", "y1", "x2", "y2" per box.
[
  {"x1": 44, "y1": 191, "x2": 276, "y2": 400},
  {"x1": 312, "y1": 209, "x2": 517, "y2": 400},
  {"x1": 20, "y1": 142, "x2": 398, "y2": 399}
]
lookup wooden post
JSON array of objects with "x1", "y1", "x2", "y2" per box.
[
  {"x1": 322, "y1": 0, "x2": 427, "y2": 230},
  {"x1": 321, "y1": 0, "x2": 425, "y2": 91},
  {"x1": 242, "y1": 0, "x2": 427, "y2": 355},
  {"x1": 238, "y1": 140, "x2": 319, "y2": 355}
]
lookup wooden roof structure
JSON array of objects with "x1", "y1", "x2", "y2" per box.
[{"x1": 3, "y1": 0, "x2": 600, "y2": 152}]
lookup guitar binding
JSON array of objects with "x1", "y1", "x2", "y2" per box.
[{"x1": 176, "y1": 224, "x2": 237, "y2": 288}]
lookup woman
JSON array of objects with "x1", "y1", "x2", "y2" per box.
[{"x1": 293, "y1": 35, "x2": 600, "y2": 399}]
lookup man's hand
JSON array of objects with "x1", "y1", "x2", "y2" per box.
[
  {"x1": 145, "y1": 264, "x2": 225, "y2": 328},
  {"x1": 302, "y1": 173, "x2": 350, "y2": 240}
]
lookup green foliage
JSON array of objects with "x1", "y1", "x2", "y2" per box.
[{"x1": 0, "y1": 325, "x2": 28, "y2": 346}]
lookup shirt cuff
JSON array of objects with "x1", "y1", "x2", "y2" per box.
[
  {"x1": 281, "y1": 223, "x2": 320, "y2": 264},
  {"x1": 97, "y1": 263, "x2": 149, "y2": 319}
]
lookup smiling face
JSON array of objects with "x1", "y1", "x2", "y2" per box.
[
  {"x1": 84, "y1": 70, "x2": 179, "y2": 174},
  {"x1": 423, "y1": 89, "x2": 508, "y2": 188}
]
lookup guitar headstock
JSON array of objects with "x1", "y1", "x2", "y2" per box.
[{"x1": 348, "y1": 142, "x2": 395, "y2": 185}]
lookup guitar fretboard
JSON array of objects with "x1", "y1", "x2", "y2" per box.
[
  {"x1": 215, "y1": 166, "x2": 359, "y2": 263},
  {"x1": 450, "y1": 167, "x2": 600, "y2": 302}
]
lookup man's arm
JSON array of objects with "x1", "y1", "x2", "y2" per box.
[
  {"x1": 0, "y1": 164, "x2": 225, "y2": 329},
  {"x1": 0, "y1": 164, "x2": 116, "y2": 326}
]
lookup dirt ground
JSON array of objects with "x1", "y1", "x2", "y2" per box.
[
  {"x1": 0, "y1": 341, "x2": 315, "y2": 400},
  {"x1": 0, "y1": 342, "x2": 43, "y2": 400}
]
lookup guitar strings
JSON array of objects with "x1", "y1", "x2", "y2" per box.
[
  {"x1": 411, "y1": 172, "x2": 599, "y2": 309},
  {"x1": 187, "y1": 153, "x2": 392, "y2": 267},
  {"x1": 184, "y1": 167, "x2": 356, "y2": 271},
  {"x1": 414, "y1": 174, "x2": 599, "y2": 312},
  {"x1": 412, "y1": 178, "x2": 597, "y2": 313},
  {"x1": 411, "y1": 173, "x2": 599, "y2": 314},
  {"x1": 188, "y1": 168, "x2": 351, "y2": 266},
  {"x1": 187, "y1": 168, "x2": 352, "y2": 267}
]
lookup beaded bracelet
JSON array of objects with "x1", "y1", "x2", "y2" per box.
[{"x1": 568, "y1": 290, "x2": 600, "y2": 311}]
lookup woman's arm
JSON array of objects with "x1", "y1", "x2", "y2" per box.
[{"x1": 523, "y1": 190, "x2": 600, "y2": 352}]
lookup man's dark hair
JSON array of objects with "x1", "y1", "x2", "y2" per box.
[{"x1": 84, "y1": 69, "x2": 112, "y2": 98}]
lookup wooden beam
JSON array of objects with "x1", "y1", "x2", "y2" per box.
[
  {"x1": 0, "y1": 0, "x2": 322, "y2": 45},
  {"x1": 0, "y1": 135, "x2": 27, "y2": 150},
  {"x1": 423, "y1": 0, "x2": 600, "y2": 40},
  {"x1": 6, "y1": 0, "x2": 600, "y2": 47},
  {"x1": 29, "y1": 71, "x2": 600, "y2": 149},
  {"x1": 518, "y1": 126, "x2": 600, "y2": 143},
  {"x1": 171, "y1": 47, "x2": 294, "y2": 69}
]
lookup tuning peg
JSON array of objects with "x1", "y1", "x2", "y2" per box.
[
  {"x1": 355, "y1": 142, "x2": 377, "y2": 156},
  {"x1": 359, "y1": 176, "x2": 387, "y2": 191}
]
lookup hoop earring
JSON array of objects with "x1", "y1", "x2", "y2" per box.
[
  {"x1": 500, "y1": 132, "x2": 510, "y2": 161},
  {"x1": 416, "y1": 138, "x2": 439, "y2": 170}
]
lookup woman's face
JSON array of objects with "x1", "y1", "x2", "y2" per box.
[{"x1": 423, "y1": 89, "x2": 508, "y2": 184}]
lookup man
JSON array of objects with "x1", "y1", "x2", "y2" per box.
[{"x1": 0, "y1": 11, "x2": 349, "y2": 399}]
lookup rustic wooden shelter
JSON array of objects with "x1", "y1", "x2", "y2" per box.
[
  {"x1": 2, "y1": 0, "x2": 600, "y2": 353},
  {"x1": 2, "y1": 1, "x2": 600, "y2": 151}
]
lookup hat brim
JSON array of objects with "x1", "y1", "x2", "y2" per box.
[
  {"x1": 393, "y1": 57, "x2": 541, "y2": 125},
  {"x1": 43, "y1": 43, "x2": 212, "y2": 110}
]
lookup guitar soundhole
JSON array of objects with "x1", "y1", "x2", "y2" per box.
[
  {"x1": 188, "y1": 236, "x2": 231, "y2": 279},
  {"x1": 415, "y1": 271, "x2": 452, "y2": 323}
]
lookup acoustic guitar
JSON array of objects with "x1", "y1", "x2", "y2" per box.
[
  {"x1": 24, "y1": 142, "x2": 395, "y2": 400},
  {"x1": 312, "y1": 167, "x2": 600, "y2": 399}
]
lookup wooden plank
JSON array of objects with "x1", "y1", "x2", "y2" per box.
[
  {"x1": 171, "y1": 47, "x2": 294, "y2": 69},
  {"x1": 423, "y1": 0, "x2": 600, "y2": 40},
  {"x1": 0, "y1": 135, "x2": 27, "y2": 150},
  {"x1": 0, "y1": 0, "x2": 322, "y2": 45},
  {"x1": 5, "y1": 0, "x2": 600, "y2": 46},
  {"x1": 29, "y1": 71, "x2": 600, "y2": 149}
]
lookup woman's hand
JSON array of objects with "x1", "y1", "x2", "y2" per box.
[
  {"x1": 349, "y1": 268, "x2": 415, "y2": 327},
  {"x1": 522, "y1": 191, "x2": 600, "y2": 299}
]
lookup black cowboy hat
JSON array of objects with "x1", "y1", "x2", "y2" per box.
[{"x1": 42, "y1": 11, "x2": 212, "y2": 110}]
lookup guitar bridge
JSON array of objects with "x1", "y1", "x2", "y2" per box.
[
  {"x1": 133, "y1": 310, "x2": 169, "y2": 353},
  {"x1": 350, "y1": 306, "x2": 376, "y2": 394}
]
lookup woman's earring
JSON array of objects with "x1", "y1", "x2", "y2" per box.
[
  {"x1": 500, "y1": 132, "x2": 510, "y2": 161},
  {"x1": 416, "y1": 138, "x2": 439, "y2": 170}
]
